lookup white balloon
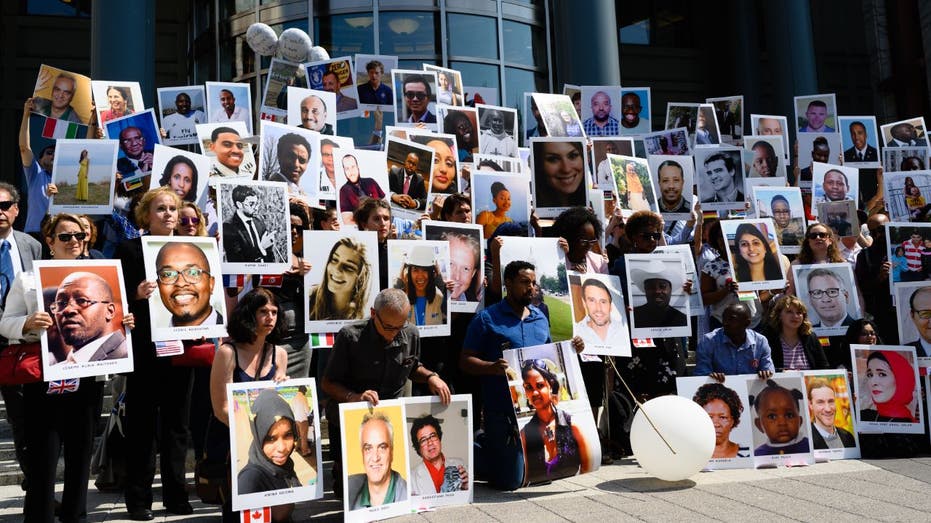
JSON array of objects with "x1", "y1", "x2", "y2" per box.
[
  {"x1": 308, "y1": 46, "x2": 330, "y2": 62},
  {"x1": 245, "y1": 23, "x2": 278, "y2": 56},
  {"x1": 278, "y1": 28, "x2": 312, "y2": 63},
  {"x1": 629, "y1": 395, "x2": 715, "y2": 481}
]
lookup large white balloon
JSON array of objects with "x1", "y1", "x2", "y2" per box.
[
  {"x1": 245, "y1": 23, "x2": 278, "y2": 56},
  {"x1": 278, "y1": 28, "x2": 312, "y2": 62},
  {"x1": 308, "y1": 46, "x2": 330, "y2": 62},
  {"x1": 629, "y1": 395, "x2": 715, "y2": 481}
]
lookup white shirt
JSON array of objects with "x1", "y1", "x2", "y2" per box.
[
  {"x1": 211, "y1": 105, "x2": 246, "y2": 123},
  {"x1": 66, "y1": 331, "x2": 121, "y2": 364},
  {"x1": 163, "y1": 110, "x2": 206, "y2": 140}
]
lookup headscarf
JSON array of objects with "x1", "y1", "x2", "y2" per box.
[
  {"x1": 247, "y1": 388, "x2": 300, "y2": 487},
  {"x1": 869, "y1": 351, "x2": 917, "y2": 421}
]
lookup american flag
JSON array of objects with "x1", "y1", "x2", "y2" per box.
[{"x1": 47, "y1": 379, "x2": 79, "y2": 394}]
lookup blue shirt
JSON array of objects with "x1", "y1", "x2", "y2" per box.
[
  {"x1": 695, "y1": 327, "x2": 774, "y2": 376},
  {"x1": 24, "y1": 159, "x2": 52, "y2": 233},
  {"x1": 463, "y1": 300, "x2": 551, "y2": 414},
  {"x1": 583, "y1": 116, "x2": 620, "y2": 136}
]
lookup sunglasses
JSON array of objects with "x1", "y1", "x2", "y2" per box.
[
  {"x1": 638, "y1": 232, "x2": 662, "y2": 241},
  {"x1": 180, "y1": 217, "x2": 200, "y2": 226},
  {"x1": 0, "y1": 201, "x2": 16, "y2": 211},
  {"x1": 404, "y1": 91, "x2": 428, "y2": 101},
  {"x1": 56, "y1": 232, "x2": 87, "y2": 242},
  {"x1": 807, "y1": 232, "x2": 830, "y2": 239}
]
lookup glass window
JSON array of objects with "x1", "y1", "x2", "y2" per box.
[
  {"x1": 619, "y1": 19, "x2": 650, "y2": 45},
  {"x1": 504, "y1": 67, "x2": 546, "y2": 108},
  {"x1": 317, "y1": 14, "x2": 376, "y2": 57},
  {"x1": 502, "y1": 20, "x2": 544, "y2": 67},
  {"x1": 450, "y1": 61, "x2": 499, "y2": 104},
  {"x1": 230, "y1": 35, "x2": 255, "y2": 79},
  {"x1": 380, "y1": 12, "x2": 437, "y2": 56},
  {"x1": 26, "y1": 0, "x2": 86, "y2": 16},
  {"x1": 447, "y1": 14, "x2": 497, "y2": 60}
]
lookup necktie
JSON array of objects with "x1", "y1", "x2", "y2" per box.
[
  {"x1": 403, "y1": 173, "x2": 411, "y2": 195},
  {"x1": 0, "y1": 240, "x2": 14, "y2": 306},
  {"x1": 248, "y1": 220, "x2": 266, "y2": 256},
  {"x1": 858, "y1": 152, "x2": 863, "y2": 161}
]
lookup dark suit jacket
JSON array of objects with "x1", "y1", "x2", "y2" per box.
[
  {"x1": 810, "y1": 423, "x2": 856, "y2": 449},
  {"x1": 90, "y1": 330, "x2": 128, "y2": 361},
  {"x1": 388, "y1": 165, "x2": 427, "y2": 210},
  {"x1": 905, "y1": 340, "x2": 929, "y2": 358},
  {"x1": 843, "y1": 145, "x2": 878, "y2": 162},
  {"x1": 887, "y1": 138, "x2": 929, "y2": 147},
  {"x1": 0, "y1": 232, "x2": 42, "y2": 337},
  {"x1": 223, "y1": 214, "x2": 274, "y2": 263}
]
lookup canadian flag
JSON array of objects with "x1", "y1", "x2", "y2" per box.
[{"x1": 242, "y1": 507, "x2": 271, "y2": 523}]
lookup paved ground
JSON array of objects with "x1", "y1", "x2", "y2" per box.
[{"x1": 0, "y1": 457, "x2": 929, "y2": 522}]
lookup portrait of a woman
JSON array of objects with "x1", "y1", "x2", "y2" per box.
[
  {"x1": 76, "y1": 149, "x2": 89, "y2": 201},
  {"x1": 693, "y1": 382, "x2": 749, "y2": 459},
  {"x1": 732, "y1": 223, "x2": 784, "y2": 283},
  {"x1": 100, "y1": 86, "x2": 134, "y2": 123},
  {"x1": 424, "y1": 138, "x2": 458, "y2": 195},
  {"x1": 443, "y1": 111, "x2": 476, "y2": 162},
  {"x1": 859, "y1": 350, "x2": 918, "y2": 423},
  {"x1": 307, "y1": 237, "x2": 372, "y2": 321},
  {"x1": 476, "y1": 181, "x2": 513, "y2": 237},
  {"x1": 238, "y1": 388, "x2": 301, "y2": 495},
  {"x1": 533, "y1": 140, "x2": 587, "y2": 209},
  {"x1": 519, "y1": 360, "x2": 590, "y2": 483},
  {"x1": 158, "y1": 155, "x2": 199, "y2": 202},
  {"x1": 397, "y1": 244, "x2": 446, "y2": 326}
]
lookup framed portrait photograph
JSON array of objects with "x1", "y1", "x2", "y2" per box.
[
  {"x1": 749, "y1": 114, "x2": 789, "y2": 158},
  {"x1": 260, "y1": 58, "x2": 307, "y2": 120},
  {"x1": 104, "y1": 109, "x2": 162, "y2": 187},
  {"x1": 694, "y1": 103, "x2": 721, "y2": 147},
  {"x1": 391, "y1": 69, "x2": 438, "y2": 130},
  {"x1": 794, "y1": 93, "x2": 837, "y2": 134},
  {"x1": 893, "y1": 281, "x2": 931, "y2": 358},
  {"x1": 383, "y1": 137, "x2": 435, "y2": 220},
  {"x1": 387, "y1": 240, "x2": 451, "y2": 337},
  {"x1": 498, "y1": 238, "x2": 571, "y2": 340},
  {"x1": 339, "y1": 400, "x2": 411, "y2": 523},
  {"x1": 304, "y1": 56, "x2": 360, "y2": 119},
  {"x1": 882, "y1": 146, "x2": 929, "y2": 173},
  {"x1": 796, "y1": 133, "x2": 842, "y2": 189},
  {"x1": 157, "y1": 85, "x2": 207, "y2": 146},
  {"x1": 625, "y1": 253, "x2": 691, "y2": 339},
  {"x1": 333, "y1": 148, "x2": 389, "y2": 226},
  {"x1": 317, "y1": 134, "x2": 354, "y2": 198},
  {"x1": 405, "y1": 395, "x2": 473, "y2": 510},
  {"x1": 530, "y1": 93, "x2": 584, "y2": 139},
  {"x1": 303, "y1": 230, "x2": 380, "y2": 333},
  {"x1": 665, "y1": 102, "x2": 700, "y2": 134},
  {"x1": 149, "y1": 144, "x2": 211, "y2": 208},
  {"x1": 676, "y1": 375, "x2": 753, "y2": 470},
  {"x1": 752, "y1": 186, "x2": 805, "y2": 254},
  {"x1": 438, "y1": 106, "x2": 479, "y2": 162},
  {"x1": 206, "y1": 81, "x2": 254, "y2": 134},
  {"x1": 503, "y1": 341, "x2": 601, "y2": 486},
  {"x1": 579, "y1": 85, "x2": 623, "y2": 137},
  {"x1": 618, "y1": 87, "x2": 651, "y2": 136},
  {"x1": 229, "y1": 379, "x2": 323, "y2": 511},
  {"x1": 476, "y1": 104, "x2": 519, "y2": 158},
  {"x1": 801, "y1": 370, "x2": 861, "y2": 461},
  {"x1": 31, "y1": 64, "x2": 93, "y2": 125},
  {"x1": 91, "y1": 80, "x2": 145, "y2": 131},
  {"x1": 743, "y1": 178, "x2": 786, "y2": 219},
  {"x1": 743, "y1": 135, "x2": 787, "y2": 180},
  {"x1": 880, "y1": 117, "x2": 929, "y2": 149},
  {"x1": 884, "y1": 221, "x2": 931, "y2": 294},
  {"x1": 838, "y1": 115, "x2": 881, "y2": 168},
  {"x1": 287, "y1": 87, "x2": 336, "y2": 136},
  {"x1": 589, "y1": 137, "x2": 634, "y2": 189},
  {"x1": 35, "y1": 260, "x2": 133, "y2": 381},
  {"x1": 792, "y1": 263, "x2": 862, "y2": 337},
  {"x1": 49, "y1": 139, "x2": 117, "y2": 215},
  {"x1": 523, "y1": 93, "x2": 545, "y2": 144},
  {"x1": 195, "y1": 121, "x2": 256, "y2": 179},
  {"x1": 471, "y1": 171, "x2": 531, "y2": 238},
  {"x1": 850, "y1": 344, "x2": 924, "y2": 434},
  {"x1": 747, "y1": 375, "x2": 814, "y2": 467},
  {"x1": 472, "y1": 154, "x2": 523, "y2": 175},
  {"x1": 423, "y1": 64, "x2": 465, "y2": 107},
  {"x1": 811, "y1": 162, "x2": 859, "y2": 216},
  {"x1": 706, "y1": 95, "x2": 744, "y2": 145},
  {"x1": 567, "y1": 272, "x2": 631, "y2": 357},
  {"x1": 406, "y1": 131, "x2": 461, "y2": 212},
  {"x1": 816, "y1": 199, "x2": 859, "y2": 238},
  {"x1": 648, "y1": 154, "x2": 693, "y2": 221},
  {"x1": 216, "y1": 180, "x2": 291, "y2": 274},
  {"x1": 355, "y1": 54, "x2": 398, "y2": 111},
  {"x1": 720, "y1": 218, "x2": 787, "y2": 291},
  {"x1": 654, "y1": 244, "x2": 704, "y2": 314},
  {"x1": 605, "y1": 153, "x2": 658, "y2": 216},
  {"x1": 695, "y1": 146, "x2": 746, "y2": 211},
  {"x1": 258, "y1": 120, "x2": 321, "y2": 200},
  {"x1": 530, "y1": 137, "x2": 589, "y2": 217},
  {"x1": 422, "y1": 222, "x2": 484, "y2": 313},
  {"x1": 141, "y1": 236, "x2": 228, "y2": 341},
  {"x1": 642, "y1": 128, "x2": 691, "y2": 156}
]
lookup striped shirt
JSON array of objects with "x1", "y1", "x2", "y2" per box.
[
  {"x1": 903, "y1": 240, "x2": 923, "y2": 272},
  {"x1": 781, "y1": 338, "x2": 810, "y2": 370}
]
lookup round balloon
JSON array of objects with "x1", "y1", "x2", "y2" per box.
[
  {"x1": 309, "y1": 46, "x2": 330, "y2": 62},
  {"x1": 278, "y1": 28, "x2": 312, "y2": 62},
  {"x1": 629, "y1": 395, "x2": 715, "y2": 481},
  {"x1": 245, "y1": 23, "x2": 278, "y2": 56}
]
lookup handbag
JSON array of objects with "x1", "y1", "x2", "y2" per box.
[
  {"x1": 0, "y1": 342, "x2": 42, "y2": 386},
  {"x1": 170, "y1": 339, "x2": 217, "y2": 368}
]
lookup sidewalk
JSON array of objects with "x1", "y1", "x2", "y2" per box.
[{"x1": 0, "y1": 457, "x2": 928, "y2": 521}]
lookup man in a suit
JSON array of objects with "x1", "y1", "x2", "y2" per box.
[
  {"x1": 48, "y1": 271, "x2": 128, "y2": 364},
  {"x1": 799, "y1": 136, "x2": 831, "y2": 183},
  {"x1": 388, "y1": 152, "x2": 427, "y2": 211},
  {"x1": 116, "y1": 126, "x2": 154, "y2": 178},
  {"x1": 155, "y1": 242, "x2": 223, "y2": 328},
  {"x1": 808, "y1": 378, "x2": 856, "y2": 449},
  {"x1": 0, "y1": 182, "x2": 42, "y2": 490},
  {"x1": 223, "y1": 185, "x2": 277, "y2": 263},
  {"x1": 886, "y1": 122, "x2": 929, "y2": 147},
  {"x1": 843, "y1": 121, "x2": 878, "y2": 163},
  {"x1": 807, "y1": 269, "x2": 855, "y2": 329},
  {"x1": 905, "y1": 286, "x2": 931, "y2": 357}
]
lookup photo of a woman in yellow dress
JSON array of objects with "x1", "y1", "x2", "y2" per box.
[{"x1": 76, "y1": 149, "x2": 89, "y2": 201}]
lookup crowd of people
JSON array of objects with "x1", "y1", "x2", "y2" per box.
[{"x1": 5, "y1": 64, "x2": 931, "y2": 523}]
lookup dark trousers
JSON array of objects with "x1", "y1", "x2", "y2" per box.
[
  {"x1": 23, "y1": 379, "x2": 103, "y2": 523},
  {"x1": 124, "y1": 362, "x2": 193, "y2": 511},
  {"x1": 0, "y1": 384, "x2": 28, "y2": 484}
]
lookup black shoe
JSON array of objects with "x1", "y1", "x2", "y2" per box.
[
  {"x1": 128, "y1": 508, "x2": 154, "y2": 521},
  {"x1": 165, "y1": 501, "x2": 194, "y2": 515}
]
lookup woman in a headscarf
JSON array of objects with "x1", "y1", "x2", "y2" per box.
[
  {"x1": 238, "y1": 388, "x2": 302, "y2": 495},
  {"x1": 859, "y1": 350, "x2": 918, "y2": 423}
]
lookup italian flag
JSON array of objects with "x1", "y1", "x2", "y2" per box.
[
  {"x1": 310, "y1": 332, "x2": 335, "y2": 348},
  {"x1": 241, "y1": 507, "x2": 270, "y2": 523},
  {"x1": 41, "y1": 117, "x2": 81, "y2": 139}
]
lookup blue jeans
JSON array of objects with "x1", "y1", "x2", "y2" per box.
[{"x1": 475, "y1": 411, "x2": 524, "y2": 490}]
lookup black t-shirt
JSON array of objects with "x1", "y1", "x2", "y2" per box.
[{"x1": 324, "y1": 320, "x2": 420, "y2": 399}]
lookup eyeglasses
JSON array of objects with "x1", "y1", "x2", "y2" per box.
[
  {"x1": 121, "y1": 135, "x2": 144, "y2": 144},
  {"x1": 912, "y1": 309, "x2": 931, "y2": 320},
  {"x1": 860, "y1": 330, "x2": 877, "y2": 337},
  {"x1": 49, "y1": 297, "x2": 110, "y2": 313},
  {"x1": 417, "y1": 432, "x2": 439, "y2": 447},
  {"x1": 809, "y1": 288, "x2": 841, "y2": 299},
  {"x1": 638, "y1": 232, "x2": 662, "y2": 241},
  {"x1": 374, "y1": 310, "x2": 405, "y2": 333},
  {"x1": 576, "y1": 238, "x2": 599, "y2": 246},
  {"x1": 807, "y1": 232, "x2": 830, "y2": 239},
  {"x1": 404, "y1": 91, "x2": 427, "y2": 101},
  {"x1": 157, "y1": 267, "x2": 209, "y2": 285},
  {"x1": 179, "y1": 217, "x2": 200, "y2": 226},
  {"x1": 220, "y1": 140, "x2": 246, "y2": 150},
  {"x1": 0, "y1": 201, "x2": 16, "y2": 211},
  {"x1": 56, "y1": 232, "x2": 87, "y2": 242}
]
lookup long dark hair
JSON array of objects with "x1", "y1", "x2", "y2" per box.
[
  {"x1": 733, "y1": 223, "x2": 782, "y2": 282},
  {"x1": 228, "y1": 288, "x2": 285, "y2": 344}
]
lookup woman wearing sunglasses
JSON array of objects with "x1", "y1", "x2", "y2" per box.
[
  {"x1": 786, "y1": 222, "x2": 847, "y2": 294},
  {"x1": 176, "y1": 201, "x2": 207, "y2": 237},
  {"x1": 0, "y1": 213, "x2": 134, "y2": 522}
]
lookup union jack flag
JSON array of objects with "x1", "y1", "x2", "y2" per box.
[{"x1": 47, "y1": 378, "x2": 79, "y2": 395}]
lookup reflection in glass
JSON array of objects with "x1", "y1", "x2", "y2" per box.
[
  {"x1": 505, "y1": 67, "x2": 546, "y2": 108},
  {"x1": 318, "y1": 14, "x2": 376, "y2": 57},
  {"x1": 447, "y1": 14, "x2": 498, "y2": 60},
  {"x1": 380, "y1": 12, "x2": 437, "y2": 56},
  {"x1": 502, "y1": 21, "x2": 545, "y2": 67}
]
